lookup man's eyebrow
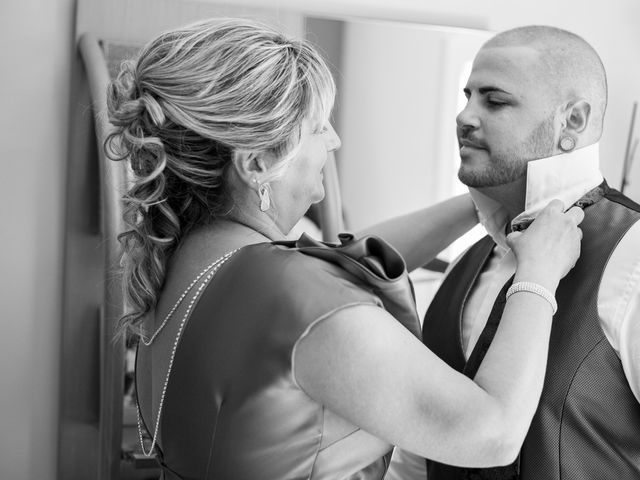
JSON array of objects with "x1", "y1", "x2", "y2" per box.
[
  {"x1": 482, "y1": 86, "x2": 512, "y2": 95},
  {"x1": 463, "y1": 86, "x2": 512, "y2": 95}
]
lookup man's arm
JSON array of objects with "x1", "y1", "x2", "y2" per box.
[
  {"x1": 357, "y1": 194, "x2": 478, "y2": 272},
  {"x1": 599, "y1": 221, "x2": 640, "y2": 402}
]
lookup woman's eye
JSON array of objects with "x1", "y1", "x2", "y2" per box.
[{"x1": 315, "y1": 125, "x2": 329, "y2": 134}]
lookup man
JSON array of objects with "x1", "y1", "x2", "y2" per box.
[{"x1": 388, "y1": 25, "x2": 640, "y2": 480}]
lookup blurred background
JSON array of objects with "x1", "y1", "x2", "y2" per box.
[{"x1": 1, "y1": 0, "x2": 639, "y2": 479}]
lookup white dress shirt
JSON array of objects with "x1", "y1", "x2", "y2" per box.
[{"x1": 387, "y1": 143, "x2": 640, "y2": 479}]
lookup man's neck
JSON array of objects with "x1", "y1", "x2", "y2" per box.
[
  {"x1": 474, "y1": 175, "x2": 527, "y2": 223},
  {"x1": 468, "y1": 143, "x2": 603, "y2": 250}
]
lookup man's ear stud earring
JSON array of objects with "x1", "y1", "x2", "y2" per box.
[{"x1": 559, "y1": 136, "x2": 576, "y2": 152}]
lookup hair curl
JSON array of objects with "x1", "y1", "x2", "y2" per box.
[{"x1": 105, "y1": 18, "x2": 336, "y2": 337}]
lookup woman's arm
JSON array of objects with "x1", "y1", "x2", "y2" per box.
[
  {"x1": 295, "y1": 300, "x2": 548, "y2": 466},
  {"x1": 294, "y1": 201, "x2": 583, "y2": 467},
  {"x1": 356, "y1": 194, "x2": 478, "y2": 272}
]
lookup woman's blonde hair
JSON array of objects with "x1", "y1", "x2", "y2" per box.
[{"x1": 105, "y1": 18, "x2": 336, "y2": 337}]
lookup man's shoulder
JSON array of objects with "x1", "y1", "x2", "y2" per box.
[{"x1": 603, "y1": 185, "x2": 640, "y2": 212}]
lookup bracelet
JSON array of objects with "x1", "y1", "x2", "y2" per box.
[{"x1": 506, "y1": 281, "x2": 558, "y2": 315}]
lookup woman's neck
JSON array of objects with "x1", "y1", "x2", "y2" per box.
[{"x1": 223, "y1": 210, "x2": 286, "y2": 242}]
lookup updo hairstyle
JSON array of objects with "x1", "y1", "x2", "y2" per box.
[{"x1": 105, "y1": 18, "x2": 336, "y2": 337}]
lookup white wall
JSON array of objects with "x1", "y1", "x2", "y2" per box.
[{"x1": 0, "y1": 1, "x2": 75, "y2": 479}]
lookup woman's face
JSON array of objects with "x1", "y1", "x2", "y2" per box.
[{"x1": 270, "y1": 117, "x2": 341, "y2": 233}]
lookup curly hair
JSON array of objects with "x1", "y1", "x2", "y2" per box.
[{"x1": 105, "y1": 18, "x2": 336, "y2": 337}]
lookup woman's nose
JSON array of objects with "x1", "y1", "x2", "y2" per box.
[{"x1": 326, "y1": 124, "x2": 342, "y2": 152}]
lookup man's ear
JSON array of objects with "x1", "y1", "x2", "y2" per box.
[
  {"x1": 230, "y1": 150, "x2": 268, "y2": 186},
  {"x1": 564, "y1": 100, "x2": 592, "y2": 134}
]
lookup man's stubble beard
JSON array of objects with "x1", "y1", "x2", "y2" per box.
[{"x1": 458, "y1": 116, "x2": 556, "y2": 188}]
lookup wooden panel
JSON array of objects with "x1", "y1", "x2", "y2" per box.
[{"x1": 58, "y1": 42, "x2": 103, "y2": 480}]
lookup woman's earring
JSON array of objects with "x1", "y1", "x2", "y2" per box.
[
  {"x1": 559, "y1": 135, "x2": 576, "y2": 152},
  {"x1": 258, "y1": 183, "x2": 271, "y2": 212}
]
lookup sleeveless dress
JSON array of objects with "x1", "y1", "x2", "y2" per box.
[{"x1": 136, "y1": 234, "x2": 421, "y2": 480}]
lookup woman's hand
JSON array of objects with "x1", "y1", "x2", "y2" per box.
[{"x1": 507, "y1": 199, "x2": 584, "y2": 292}]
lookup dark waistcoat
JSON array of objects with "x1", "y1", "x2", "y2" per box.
[{"x1": 422, "y1": 186, "x2": 640, "y2": 480}]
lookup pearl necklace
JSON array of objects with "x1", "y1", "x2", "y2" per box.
[
  {"x1": 136, "y1": 249, "x2": 238, "y2": 457},
  {"x1": 140, "y1": 249, "x2": 238, "y2": 345}
]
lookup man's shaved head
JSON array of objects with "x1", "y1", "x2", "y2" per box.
[{"x1": 482, "y1": 25, "x2": 607, "y2": 140}]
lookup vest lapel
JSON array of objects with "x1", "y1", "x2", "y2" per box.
[
  {"x1": 463, "y1": 276, "x2": 514, "y2": 378},
  {"x1": 423, "y1": 235, "x2": 495, "y2": 371}
]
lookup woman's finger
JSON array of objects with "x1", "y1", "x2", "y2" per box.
[
  {"x1": 544, "y1": 199, "x2": 565, "y2": 213},
  {"x1": 565, "y1": 206, "x2": 585, "y2": 225}
]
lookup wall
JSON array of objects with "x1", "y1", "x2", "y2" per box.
[
  {"x1": 75, "y1": 0, "x2": 304, "y2": 44},
  {"x1": 0, "y1": 0, "x2": 75, "y2": 479}
]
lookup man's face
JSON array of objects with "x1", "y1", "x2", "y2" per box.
[{"x1": 456, "y1": 45, "x2": 559, "y2": 188}]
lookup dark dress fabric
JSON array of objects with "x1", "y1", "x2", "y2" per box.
[{"x1": 136, "y1": 235, "x2": 420, "y2": 480}]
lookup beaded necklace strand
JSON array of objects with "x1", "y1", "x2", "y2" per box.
[{"x1": 136, "y1": 249, "x2": 238, "y2": 456}]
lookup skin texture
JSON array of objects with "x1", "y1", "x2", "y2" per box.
[
  {"x1": 454, "y1": 42, "x2": 597, "y2": 222},
  {"x1": 270, "y1": 121, "x2": 342, "y2": 232},
  {"x1": 456, "y1": 46, "x2": 559, "y2": 189},
  {"x1": 222, "y1": 118, "x2": 341, "y2": 242}
]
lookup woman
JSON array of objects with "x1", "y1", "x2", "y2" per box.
[{"x1": 106, "y1": 19, "x2": 583, "y2": 479}]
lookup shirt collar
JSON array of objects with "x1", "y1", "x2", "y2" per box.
[{"x1": 470, "y1": 142, "x2": 604, "y2": 250}]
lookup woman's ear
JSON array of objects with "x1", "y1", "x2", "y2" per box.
[
  {"x1": 564, "y1": 100, "x2": 591, "y2": 134},
  {"x1": 230, "y1": 150, "x2": 269, "y2": 187}
]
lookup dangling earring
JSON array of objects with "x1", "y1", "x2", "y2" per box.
[
  {"x1": 559, "y1": 135, "x2": 576, "y2": 152},
  {"x1": 258, "y1": 183, "x2": 271, "y2": 212}
]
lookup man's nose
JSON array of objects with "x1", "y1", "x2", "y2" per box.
[{"x1": 456, "y1": 103, "x2": 480, "y2": 131}]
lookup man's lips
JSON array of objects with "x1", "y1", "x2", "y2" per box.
[{"x1": 459, "y1": 138, "x2": 487, "y2": 150}]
